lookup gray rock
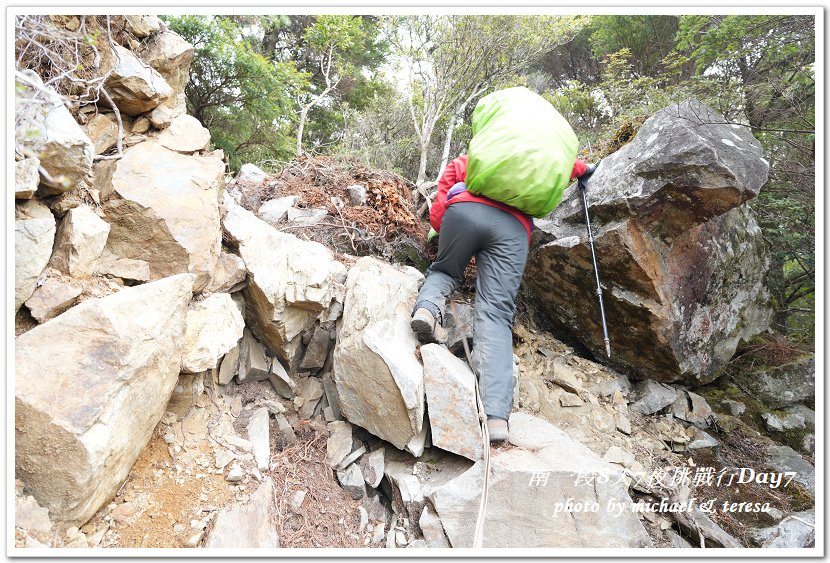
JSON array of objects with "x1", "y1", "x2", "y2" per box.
[
  {"x1": 15, "y1": 157, "x2": 40, "y2": 199},
  {"x1": 559, "y1": 392, "x2": 584, "y2": 407},
  {"x1": 429, "y1": 413, "x2": 652, "y2": 548},
  {"x1": 104, "y1": 45, "x2": 172, "y2": 116},
  {"x1": 603, "y1": 445, "x2": 635, "y2": 467},
  {"x1": 615, "y1": 413, "x2": 632, "y2": 435},
  {"x1": 358, "y1": 506, "x2": 368, "y2": 532},
  {"x1": 24, "y1": 275, "x2": 82, "y2": 323},
  {"x1": 225, "y1": 463, "x2": 244, "y2": 482},
  {"x1": 781, "y1": 413, "x2": 806, "y2": 430},
  {"x1": 630, "y1": 380, "x2": 677, "y2": 415},
  {"x1": 421, "y1": 344, "x2": 483, "y2": 461},
  {"x1": 526, "y1": 101, "x2": 772, "y2": 386},
  {"x1": 218, "y1": 343, "x2": 240, "y2": 386},
  {"x1": 15, "y1": 70, "x2": 94, "y2": 194},
  {"x1": 208, "y1": 252, "x2": 247, "y2": 293},
  {"x1": 762, "y1": 412, "x2": 785, "y2": 432},
  {"x1": 332, "y1": 257, "x2": 426, "y2": 450},
  {"x1": 442, "y1": 300, "x2": 474, "y2": 354},
  {"x1": 360, "y1": 448, "x2": 385, "y2": 488},
  {"x1": 667, "y1": 529, "x2": 695, "y2": 548},
  {"x1": 371, "y1": 522, "x2": 386, "y2": 544},
  {"x1": 290, "y1": 490, "x2": 306, "y2": 513},
  {"x1": 15, "y1": 274, "x2": 194, "y2": 526},
  {"x1": 15, "y1": 495, "x2": 53, "y2": 532},
  {"x1": 748, "y1": 511, "x2": 815, "y2": 548},
  {"x1": 732, "y1": 354, "x2": 814, "y2": 409},
  {"x1": 257, "y1": 195, "x2": 298, "y2": 225},
  {"x1": 247, "y1": 407, "x2": 270, "y2": 471},
  {"x1": 236, "y1": 163, "x2": 268, "y2": 184},
  {"x1": 157, "y1": 115, "x2": 211, "y2": 154},
  {"x1": 407, "y1": 539, "x2": 427, "y2": 548},
  {"x1": 181, "y1": 294, "x2": 245, "y2": 374},
  {"x1": 337, "y1": 464, "x2": 366, "y2": 500},
  {"x1": 321, "y1": 372, "x2": 342, "y2": 420},
  {"x1": 297, "y1": 377, "x2": 324, "y2": 419},
  {"x1": 784, "y1": 404, "x2": 815, "y2": 430},
  {"x1": 268, "y1": 359, "x2": 296, "y2": 399},
  {"x1": 418, "y1": 504, "x2": 450, "y2": 548},
  {"x1": 345, "y1": 184, "x2": 366, "y2": 206},
  {"x1": 124, "y1": 15, "x2": 161, "y2": 38},
  {"x1": 275, "y1": 414, "x2": 297, "y2": 446},
  {"x1": 84, "y1": 113, "x2": 119, "y2": 155},
  {"x1": 15, "y1": 199, "x2": 56, "y2": 312},
  {"x1": 671, "y1": 390, "x2": 715, "y2": 429},
  {"x1": 238, "y1": 330, "x2": 270, "y2": 383},
  {"x1": 206, "y1": 477, "x2": 279, "y2": 547},
  {"x1": 299, "y1": 326, "x2": 331, "y2": 371},
  {"x1": 721, "y1": 399, "x2": 746, "y2": 417},
  {"x1": 326, "y1": 421, "x2": 353, "y2": 468},
  {"x1": 687, "y1": 429, "x2": 719, "y2": 450},
  {"x1": 550, "y1": 358, "x2": 583, "y2": 394},
  {"x1": 336, "y1": 446, "x2": 367, "y2": 471},
  {"x1": 286, "y1": 207, "x2": 328, "y2": 227},
  {"x1": 766, "y1": 445, "x2": 814, "y2": 496},
  {"x1": 49, "y1": 205, "x2": 110, "y2": 280}
]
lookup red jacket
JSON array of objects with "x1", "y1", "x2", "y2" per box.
[{"x1": 430, "y1": 155, "x2": 587, "y2": 241}]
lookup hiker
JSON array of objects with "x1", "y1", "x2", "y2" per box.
[{"x1": 410, "y1": 153, "x2": 589, "y2": 442}]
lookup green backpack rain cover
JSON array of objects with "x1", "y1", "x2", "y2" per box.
[{"x1": 466, "y1": 87, "x2": 578, "y2": 218}]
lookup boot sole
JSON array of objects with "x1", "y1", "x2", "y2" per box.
[{"x1": 411, "y1": 318, "x2": 440, "y2": 344}]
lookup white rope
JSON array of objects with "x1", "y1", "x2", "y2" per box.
[{"x1": 450, "y1": 299, "x2": 491, "y2": 549}]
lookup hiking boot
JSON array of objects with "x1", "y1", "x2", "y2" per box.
[
  {"x1": 487, "y1": 416, "x2": 509, "y2": 443},
  {"x1": 410, "y1": 308, "x2": 448, "y2": 344}
]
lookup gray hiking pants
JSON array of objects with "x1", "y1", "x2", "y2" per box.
[{"x1": 413, "y1": 202, "x2": 529, "y2": 420}]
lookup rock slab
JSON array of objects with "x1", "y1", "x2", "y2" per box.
[
  {"x1": 421, "y1": 344, "x2": 483, "y2": 461},
  {"x1": 206, "y1": 477, "x2": 279, "y2": 548},
  {"x1": 181, "y1": 293, "x2": 245, "y2": 373},
  {"x1": 429, "y1": 412, "x2": 653, "y2": 548},
  {"x1": 333, "y1": 257, "x2": 425, "y2": 450},
  {"x1": 15, "y1": 199, "x2": 56, "y2": 311}
]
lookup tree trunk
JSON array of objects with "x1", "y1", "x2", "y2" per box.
[
  {"x1": 296, "y1": 105, "x2": 310, "y2": 156},
  {"x1": 415, "y1": 136, "x2": 430, "y2": 185},
  {"x1": 437, "y1": 111, "x2": 459, "y2": 178}
]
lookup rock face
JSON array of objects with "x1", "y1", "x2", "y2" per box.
[
  {"x1": 15, "y1": 199, "x2": 56, "y2": 311},
  {"x1": 732, "y1": 354, "x2": 815, "y2": 409},
  {"x1": 525, "y1": 101, "x2": 772, "y2": 385},
  {"x1": 104, "y1": 45, "x2": 172, "y2": 116},
  {"x1": 181, "y1": 293, "x2": 245, "y2": 373},
  {"x1": 101, "y1": 141, "x2": 224, "y2": 291},
  {"x1": 15, "y1": 157, "x2": 39, "y2": 199},
  {"x1": 421, "y1": 344, "x2": 483, "y2": 461},
  {"x1": 15, "y1": 274, "x2": 195, "y2": 526},
  {"x1": 222, "y1": 197, "x2": 346, "y2": 362},
  {"x1": 428, "y1": 412, "x2": 653, "y2": 548},
  {"x1": 84, "y1": 113, "x2": 119, "y2": 155},
  {"x1": 749, "y1": 511, "x2": 815, "y2": 548},
  {"x1": 333, "y1": 257, "x2": 426, "y2": 451},
  {"x1": 15, "y1": 70, "x2": 94, "y2": 194},
  {"x1": 49, "y1": 205, "x2": 110, "y2": 279},
  {"x1": 138, "y1": 30, "x2": 194, "y2": 114},
  {"x1": 25, "y1": 275, "x2": 82, "y2": 323}
]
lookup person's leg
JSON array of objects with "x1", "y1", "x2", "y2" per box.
[
  {"x1": 469, "y1": 206, "x2": 529, "y2": 422},
  {"x1": 412, "y1": 203, "x2": 482, "y2": 341}
]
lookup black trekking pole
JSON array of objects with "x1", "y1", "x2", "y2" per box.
[{"x1": 578, "y1": 164, "x2": 611, "y2": 358}]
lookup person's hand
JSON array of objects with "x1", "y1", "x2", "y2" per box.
[{"x1": 571, "y1": 159, "x2": 588, "y2": 179}]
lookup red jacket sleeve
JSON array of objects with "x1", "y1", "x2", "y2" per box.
[{"x1": 429, "y1": 155, "x2": 467, "y2": 232}]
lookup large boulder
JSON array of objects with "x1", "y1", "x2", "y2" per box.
[
  {"x1": 157, "y1": 114, "x2": 211, "y2": 153},
  {"x1": 428, "y1": 412, "x2": 653, "y2": 548},
  {"x1": 49, "y1": 204, "x2": 110, "y2": 280},
  {"x1": 525, "y1": 101, "x2": 772, "y2": 385},
  {"x1": 332, "y1": 257, "x2": 425, "y2": 451},
  {"x1": 181, "y1": 293, "x2": 245, "y2": 373},
  {"x1": 222, "y1": 196, "x2": 346, "y2": 363},
  {"x1": 101, "y1": 140, "x2": 224, "y2": 291},
  {"x1": 14, "y1": 70, "x2": 94, "y2": 194},
  {"x1": 104, "y1": 45, "x2": 172, "y2": 116},
  {"x1": 732, "y1": 354, "x2": 815, "y2": 409},
  {"x1": 137, "y1": 30, "x2": 194, "y2": 115},
  {"x1": 15, "y1": 199, "x2": 56, "y2": 311},
  {"x1": 15, "y1": 274, "x2": 195, "y2": 526}
]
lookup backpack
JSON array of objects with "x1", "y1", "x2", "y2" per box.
[{"x1": 465, "y1": 87, "x2": 578, "y2": 218}]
